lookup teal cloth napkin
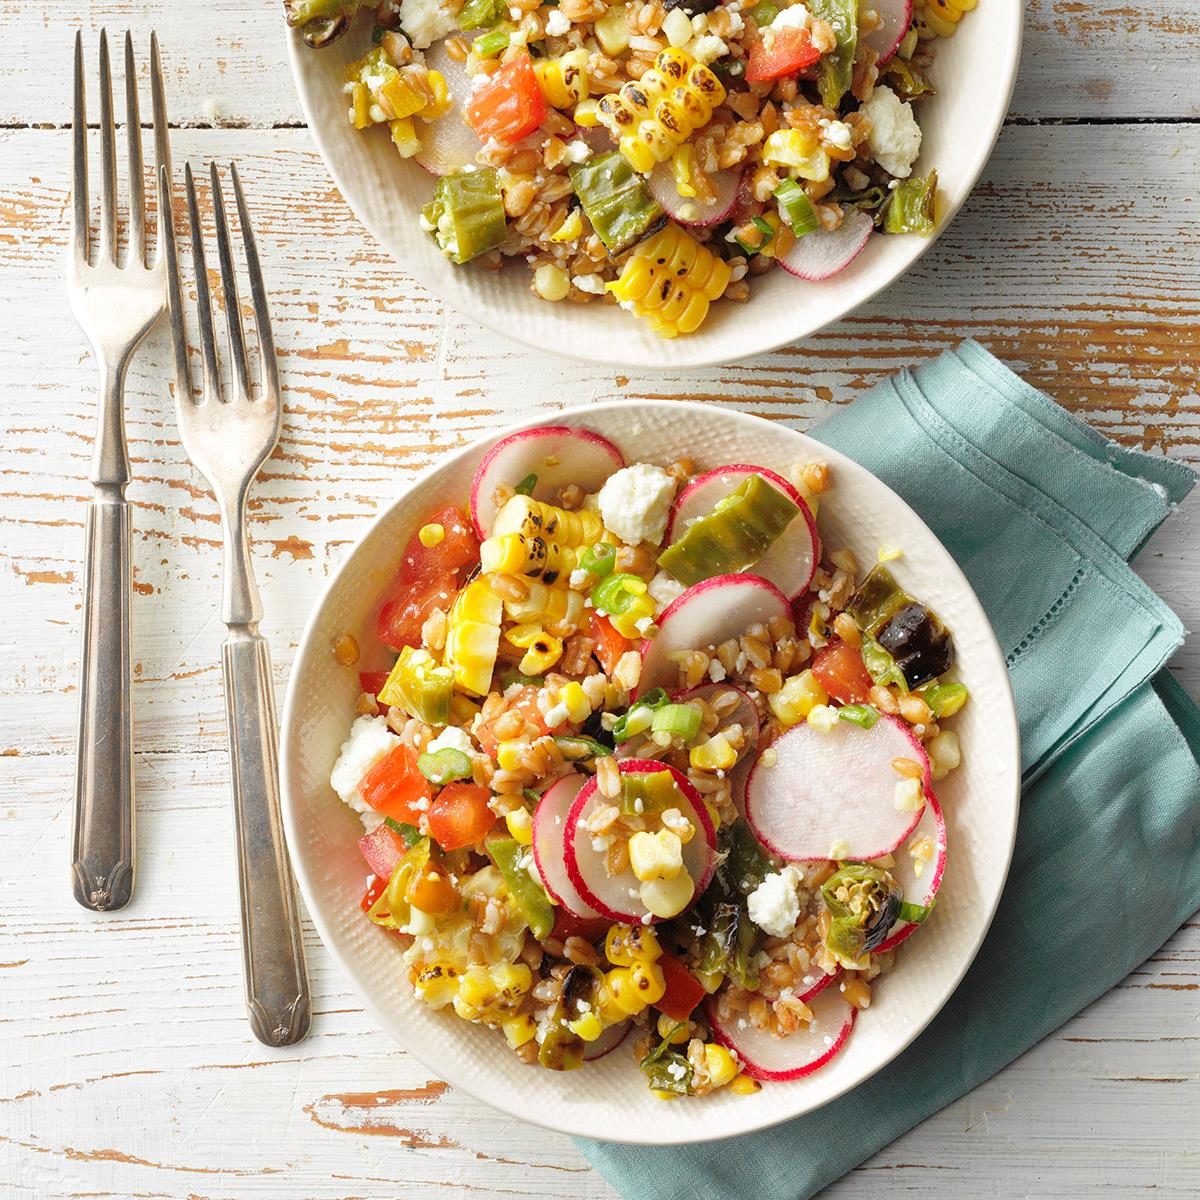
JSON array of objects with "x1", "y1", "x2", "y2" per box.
[{"x1": 579, "y1": 341, "x2": 1200, "y2": 1199}]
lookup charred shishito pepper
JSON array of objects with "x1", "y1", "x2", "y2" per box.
[
  {"x1": 422, "y1": 169, "x2": 507, "y2": 265},
  {"x1": 821, "y1": 863, "x2": 901, "y2": 966}
]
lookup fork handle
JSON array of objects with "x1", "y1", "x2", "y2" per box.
[
  {"x1": 221, "y1": 628, "x2": 311, "y2": 1047},
  {"x1": 71, "y1": 493, "x2": 135, "y2": 912}
]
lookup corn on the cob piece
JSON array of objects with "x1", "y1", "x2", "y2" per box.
[
  {"x1": 480, "y1": 533, "x2": 578, "y2": 585},
  {"x1": 492, "y1": 495, "x2": 605, "y2": 547},
  {"x1": 498, "y1": 577, "x2": 585, "y2": 627},
  {"x1": 533, "y1": 47, "x2": 589, "y2": 109},
  {"x1": 607, "y1": 224, "x2": 731, "y2": 338},
  {"x1": 452, "y1": 962, "x2": 533, "y2": 1022},
  {"x1": 444, "y1": 577, "x2": 503, "y2": 696},
  {"x1": 597, "y1": 48, "x2": 725, "y2": 175}
]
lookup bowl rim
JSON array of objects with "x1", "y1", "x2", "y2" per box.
[
  {"x1": 284, "y1": 10, "x2": 1025, "y2": 369},
  {"x1": 279, "y1": 399, "x2": 1021, "y2": 1143}
]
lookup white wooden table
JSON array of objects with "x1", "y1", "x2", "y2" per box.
[{"x1": 2, "y1": 3, "x2": 1198, "y2": 1196}]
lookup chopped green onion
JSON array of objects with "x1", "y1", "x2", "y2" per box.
[
  {"x1": 553, "y1": 734, "x2": 612, "y2": 761},
  {"x1": 416, "y1": 747, "x2": 473, "y2": 785},
  {"x1": 734, "y1": 216, "x2": 777, "y2": 257},
  {"x1": 513, "y1": 470, "x2": 537, "y2": 495},
  {"x1": 749, "y1": 0, "x2": 779, "y2": 25},
  {"x1": 458, "y1": 0, "x2": 505, "y2": 30},
  {"x1": 773, "y1": 178, "x2": 819, "y2": 235},
  {"x1": 651, "y1": 702, "x2": 703, "y2": 741},
  {"x1": 522, "y1": 787, "x2": 543, "y2": 807},
  {"x1": 578, "y1": 542, "x2": 617, "y2": 581},
  {"x1": 882, "y1": 171, "x2": 938, "y2": 236},
  {"x1": 898, "y1": 900, "x2": 933, "y2": 925},
  {"x1": 384, "y1": 817, "x2": 424, "y2": 847},
  {"x1": 591, "y1": 572, "x2": 648, "y2": 616},
  {"x1": 611, "y1": 689, "x2": 670, "y2": 742},
  {"x1": 837, "y1": 703, "x2": 880, "y2": 730},
  {"x1": 861, "y1": 633, "x2": 908, "y2": 693},
  {"x1": 922, "y1": 682, "x2": 968, "y2": 719}
]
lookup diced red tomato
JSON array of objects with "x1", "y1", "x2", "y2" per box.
[
  {"x1": 551, "y1": 908, "x2": 612, "y2": 944},
  {"x1": 358, "y1": 670, "x2": 391, "y2": 707},
  {"x1": 358, "y1": 822, "x2": 407, "y2": 879},
  {"x1": 812, "y1": 639, "x2": 874, "y2": 705},
  {"x1": 428, "y1": 782, "x2": 497, "y2": 851},
  {"x1": 465, "y1": 51, "x2": 547, "y2": 145},
  {"x1": 377, "y1": 575, "x2": 457, "y2": 651},
  {"x1": 745, "y1": 26, "x2": 821, "y2": 83},
  {"x1": 359, "y1": 745, "x2": 433, "y2": 824},
  {"x1": 475, "y1": 684, "x2": 547, "y2": 758},
  {"x1": 360, "y1": 873, "x2": 389, "y2": 914},
  {"x1": 400, "y1": 505, "x2": 479, "y2": 584},
  {"x1": 655, "y1": 950, "x2": 707, "y2": 1021},
  {"x1": 589, "y1": 611, "x2": 633, "y2": 676}
]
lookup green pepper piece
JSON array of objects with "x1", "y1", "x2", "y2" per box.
[
  {"x1": 553, "y1": 735, "x2": 613, "y2": 761},
  {"x1": 821, "y1": 863, "x2": 902, "y2": 964},
  {"x1": 537, "y1": 965, "x2": 595, "y2": 1070},
  {"x1": 658, "y1": 473, "x2": 800, "y2": 587},
  {"x1": 716, "y1": 822, "x2": 774, "y2": 898},
  {"x1": 837, "y1": 703, "x2": 880, "y2": 730},
  {"x1": 639, "y1": 1041, "x2": 694, "y2": 1094},
  {"x1": 378, "y1": 646, "x2": 455, "y2": 726},
  {"x1": 749, "y1": 0, "x2": 779, "y2": 25},
  {"x1": 472, "y1": 27, "x2": 511, "y2": 56},
  {"x1": 808, "y1": 0, "x2": 857, "y2": 108},
  {"x1": 513, "y1": 471, "x2": 538, "y2": 496},
  {"x1": 882, "y1": 57, "x2": 936, "y2": 101},
  {"x1": 620, "y1": 769, "x2": 684, "y2": 817},
  {"x1": 922, "y1": 681, "x2": 968, "y2": 719},
  {"x1": 286, "y1": 0, "x2": 360, "y2": 21},
  {"x1": 883, "y1": 171, "x2": 938, "y2": 236},
  {"x1": 422, "y1": 168, "x2": 507, "y2": 265},
  {"x1": 384, "y1": 816, "x2": 424, "y2": 847},
  {"x1": 417, "y1": 747, "x2": 474, "y2": 784},
  {"x1": 486, "y1": 834, "x2": 554, "y2": 940},
  {"x1": 569, "y1": 152, "x2": 665, "y2": 256},
  {"x1": 458, "y1": 0, "x2": 505, "y2": 30},
  {"x1": 846, "y1": 565, "x2": 912, "y2": 635}
]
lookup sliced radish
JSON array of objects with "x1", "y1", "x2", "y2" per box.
[
  {"x1": 583, "y1": 1020, "x2": 631, "y2": 1061},
  {"x1": 664, "y1": 465, "x2": 820, "y2": 599},
  {"x1": 533, "y1": 774, "x2": 604, "y2": 921},
  {"x1": 746, "y1": 715, "x2": 930, "y2": 862},
  {"x1": 675, "y1": 683, "x2": 760, "y2": 765},
  {"x1": 861, "y1": 0, "x2": 913, "y2": 65},
  {"x1": 646, "y1": 164, "x2": 741, "y2": 227},
  {"x1": 573, "y1": 124, "x2": 614, "y2": 155},
  {"x1": 637, "y1": 574, "x2": 791, "y2": 698},
  {"x1": 563, "y1": 760, "x2": 717, "y2": 924},
  {"x1": 875, "y1": 787, "x2": 947, "y2": 953},
  {"x1": 706, "y1": 981, "x2": 856, "y2": 1081},
  {"x1": 414, "y1": 41, "x2": 483, "y2": 176},
  {"x1": 470, "y1": 425, "x2": 625, "y2": 539},
  {"x1": 358, "y1": 823, "x2": 406, "y2": 880},
  {"x1": 778, "y1": 208, "x2": 874, "y2": 282}
]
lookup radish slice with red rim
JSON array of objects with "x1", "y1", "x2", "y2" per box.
[
  {"x1": 861, "y1": 0, "x2": 913, "y2": 65},
  {"x1": 778, "y1": 208, "x2": 873, "y2": 282},
  {"x1": 675, "y1": 683, "x2": 760, "y2": 765},
  {"x1": 706, "y1": 982, "x2": 856, "y2": 1081},
  {"x1": 746, "y1": 715, "x2": 930, "y2": 862},
  {"x1": 413, "y1": 41, "x2": 483, "y2": 177},
  {"x1": 664, "y1": 465, "x2": 820, "y2": 599},
  {"x1": 533, "y1": 774, "x2": 604, "y2": 920},
  {"x1": 563, "y1": 760, "x2": 717, "y2": 924},
  {"x1": 637, "y1": 574, "x2": 791, "y2": 698},
  {"x1": 470, "y1": 425, "x2": 625, "y2": 539},
  {"x1": 583, "y1": 1019, "x2": 631, "y2": 1060},
  {"x1": 875, "y1": 787, "x2": 946, "y2": 953},
  {"x1": 646, "y1": 163, "x2": 742, "y2": 227}
]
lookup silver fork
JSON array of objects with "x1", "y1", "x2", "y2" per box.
[
  {"x1": 68, "y1": 30, "x2": 170, "y2": 912},
  {"x1": 162, "y1": 161, "x2": 311, "y2": 1047}
]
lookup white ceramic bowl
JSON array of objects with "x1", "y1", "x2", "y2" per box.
[
  {"x1": 280, "y1": 401, "x2": 1020, "y2": 1144},
  {"x1": 286, "y1": 11, "x2": 1022, "y2": 368}
]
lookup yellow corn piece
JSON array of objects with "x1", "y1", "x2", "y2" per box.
[
  {"x1": 453, "y1": 962, "x2": 533, "y2": 1022},
  {"x1": 480, "y1": 533, "x2": 578, "y2": 585},
  {"x1": 551, "y1": 208, "x2": 583, "y2": 243},
  {"x1": 567, "y1": 1010, "x2": 604, "y2": 1041},
  {"x1": 597, "y1": 48, "x2": 725, "y2": 174},
  {"x1": 499, "y1": 577, "x2": 585, "y2": 628},
  {"x1": 607, "y1": 225, "x2": 731, "y2": 339},
  {"x1": 379, "y1": 72, "x2": 429, "y2": 120},
  {"x1": 605, "y1": 923, "x2": 662, "y2": 967},
  {"x1": 412, "y1": 962, "x2": 461, "y2": 1010},
  {"x1": 505, "y1": 807, "x2": 534, "y2": 845},
  {"x1": 519, "y1": 632, "x2": 564, "y2": 674},
  {"x1": 496, "y1": 740, "x2": 528, "y2": 772},
  {"x1": 606, "y1": 591, "x2": 657, "y2": 638},
  {"x1": 492, "y1": 495, "x2": 605, "y2": 547},
  {"x1": 704, "y1": 1044, "x2": 739, "y2": 1088},
  {"x1": 689, "y1": 732, "x2": 737, "y2": 772},
  {"x1": 728, "y1": 1072, "x2": 761, "y2": 1095},
  {"x1": 768, "y1": 668, "x2": 828, "y2": 727},
  {"x1": 671, "y1": 144, "x2": 697, "y2": 198},
  {"x1": 916, "y1": 0, "x2": 962, "y2": 37},
  {"x1": 389, "y1": 118, "x2": 421, "y2": 158},
  {"x1": 444, "y1": 577, "x2": 503, "y2": 696},
  {"x1": 533, "y1": 47, "x2": 590, "y2": 109},
  {"x1": 501, "y1": 1013, "x2": 537, "y2": 1048},
  {"x1": 573, "y1": 97, "x2": 602, "y2": 127},
  {"x1": 349, "y1": 82, "x2": 373, "y2": 130},
  {"x1": 762, "y1": 129, "x2": 831, "y2": 182},
  {"x1": 558, "y1": 681, "x2": 590, "y2": 724}
]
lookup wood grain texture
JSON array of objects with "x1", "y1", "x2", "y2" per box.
[{"x1": 1, "y1": 1, "x2": 1198, "y2": 1198}]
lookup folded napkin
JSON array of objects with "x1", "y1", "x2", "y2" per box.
[{"x1": 580, "y1": 340, "x2": 1200, "y2": 1199}]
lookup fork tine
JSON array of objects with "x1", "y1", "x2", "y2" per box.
[
  {"x1": 185, "y1": 163, "x2": 220, "y2": 402},
  {"x1": 97, "y1": 29, "x2": 118, "y2": 263},
  {"x1": 229, "y1": 163, "x2": 278, "y2": 404},
  {"x1": 149, "y1": 32, "x2": 171, "y2": 261},
  {"x1": 124, "y1": 32, "x2": 145, "y2": 266},
  {"x1": 72, "y1": 31, "x2": 89, "y2": 265},
  {"x1": 210, "y1": 163, "x2": 252, "y2": 404},
  {"x1": 160, "y1": 163, "x2": 191, "y2": 407}
]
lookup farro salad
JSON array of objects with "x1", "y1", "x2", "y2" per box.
[
  {"x1": 286, "y1": 0, "x2": 975, "y2": 336},
  {"x1": 327, "y1": 425, "x2": 965, "y2": 1095}
]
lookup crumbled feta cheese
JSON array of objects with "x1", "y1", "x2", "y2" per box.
[
  {"x1": 426, "y1": 726, "x2": 474, "y2": 756},
  {"x1": 708, "y1": 659, "x2": 727, "y2": 683},
  {"x1": 564, "y1": 138, "x2": 592, "y2": 164},
  {"x1": 544, "y1": 702, "x2": 570, "y2": 728},
  {"x1": 823, "y1": 119, "x2": 853, "y2": 151},
  {"x1": 859, "y1": 85, "x2": 922, "y2": 178},
  {"x1": 399, "y1": 0, "x2": 458, "y2": 48},
  {"x1": 726, "y1": 10, "x2": 745, "y2": 34},
  {"x1": 648, "y1": 570, "x2": 685, "y2": 611},
  {"x1": 545, "y1": 8, "x2": 571, "y2": 36},
  {"x1": 762, "y1": 3, "x2": 809, "y2": 50},
  {"x1": 569, "y1": 567, "x2": 590, "y2": 588},
  {"x1": 330, "y1": 716, "x2": 400, "y2": 815},
  {"x1": 687, "y1": 34, "x2": 729, "y2": 66},
  {"x1": 747, "y1": 867, "x2": 802, "y2": 938},
  {"x1": 571, "y1": 273, "x2": 607, "y2": 295},
  {"x1": 596, "y1": 463, "x2": 677, "y2": 546}
]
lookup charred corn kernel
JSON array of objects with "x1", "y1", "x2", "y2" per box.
[
  {"x1": 549, "y1": 208, "x2": 583, "y2": 244},
  {"x1": 596, "y1": 978, "x2": 629, "y2": 1024},
  {"x1": 639, "y1": 868, "x2": 694, "y2": 919},
  {"x1": 505, "y1": 806, "x2": 534, "y2": 845},
  {"x1": 605, "y1": 967, "x2": 647, "y2": 1016},
  {"x1": 559, "y1": 681, "x2": 591, "y2": 724},
  {"x1": 389, "y1": 117, "x2": 421, "y2": 157},
  {"x1": 505, "y1": 622, "x2": 547, "y2": 649},
  {"x1": 671, "y1": 144, "x2": 697, "y2": 198},
  {"x1": 502, "y1": 1013, "x2": 537, "y2": 1048},
  {"x1": 413, "y1": 962, "x2": 461, "y2": 1009},
  {"x1": 573, "y1": 97, "x2": 602, "y2": 127},
  {"x1": 480, "y1": 533, "x2": 577, "y2": 585},
  {"x1": 567, "y1": 1010, "x2": 604, "y2": 1041},
  {"x1": 922, "y1": 0, "x2": 964, "y2": 36},
  {"x1": 629, "y1": 959, "x2": 666, "y2": 1006},
  {"x1": 607, "y1": 225, "x2": 731, "y2": 339},
  {"x1": 534, "y1": 47, "x2": 589, "y2": 109},
  {"x1": 768, "y1": 669, "x2": 829, "y2": 727},
  {"x1": 533, "y1": 262, "x2": 571, "y2": 302},
  {"x1": 629, "y1": 829, "x2": 684, "y2": 883},
  {"x1": 689, "y1": 732, "x2": 737, "y2": 772},
  {"x1": 657, "y1": 1012, "x2": 690, "y2": 1042},
  {"x1": 596, "y1": 49, "x2": 725, "y2": 173},
  {"x1": 453, "y1": 962, "x2": 533, "y2": 1021},
  {"x1": 894, "y1": 777, "x2": 924, "y2": 812},
  {"x1": 496, "y1": 739, "x2": 528, "y2": 772},
  {"x1": 418, "y1": 522, "x2": 445, "y2": 548},
  {"x1": 605, "y1": 923, "x2": 662, "y2": 966},
  {"x1": 704, "y1": 1043, "x2": 739, "y2": 1088},
  {"x1": 519, "y1": 633, "x2": 564, "y2": 674},
  {"x1": 501, "y1": 578, "x2": 585, "y2": 628},
  {"x1": 762, "y1": 129, "x2": 831, "y2": 182},
  {"x1": 445, "y1": 577, "x2": 503, "y2": 696},
  {"x1": 915, "y1": 0, "x2": 960, "y2": 38},
  {"x1": 729, "y1": 1072, "x2": 761, "y2": 1095},
  {"x1": 492, "y1": 495, "x2": 605, "y2": 547}
]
